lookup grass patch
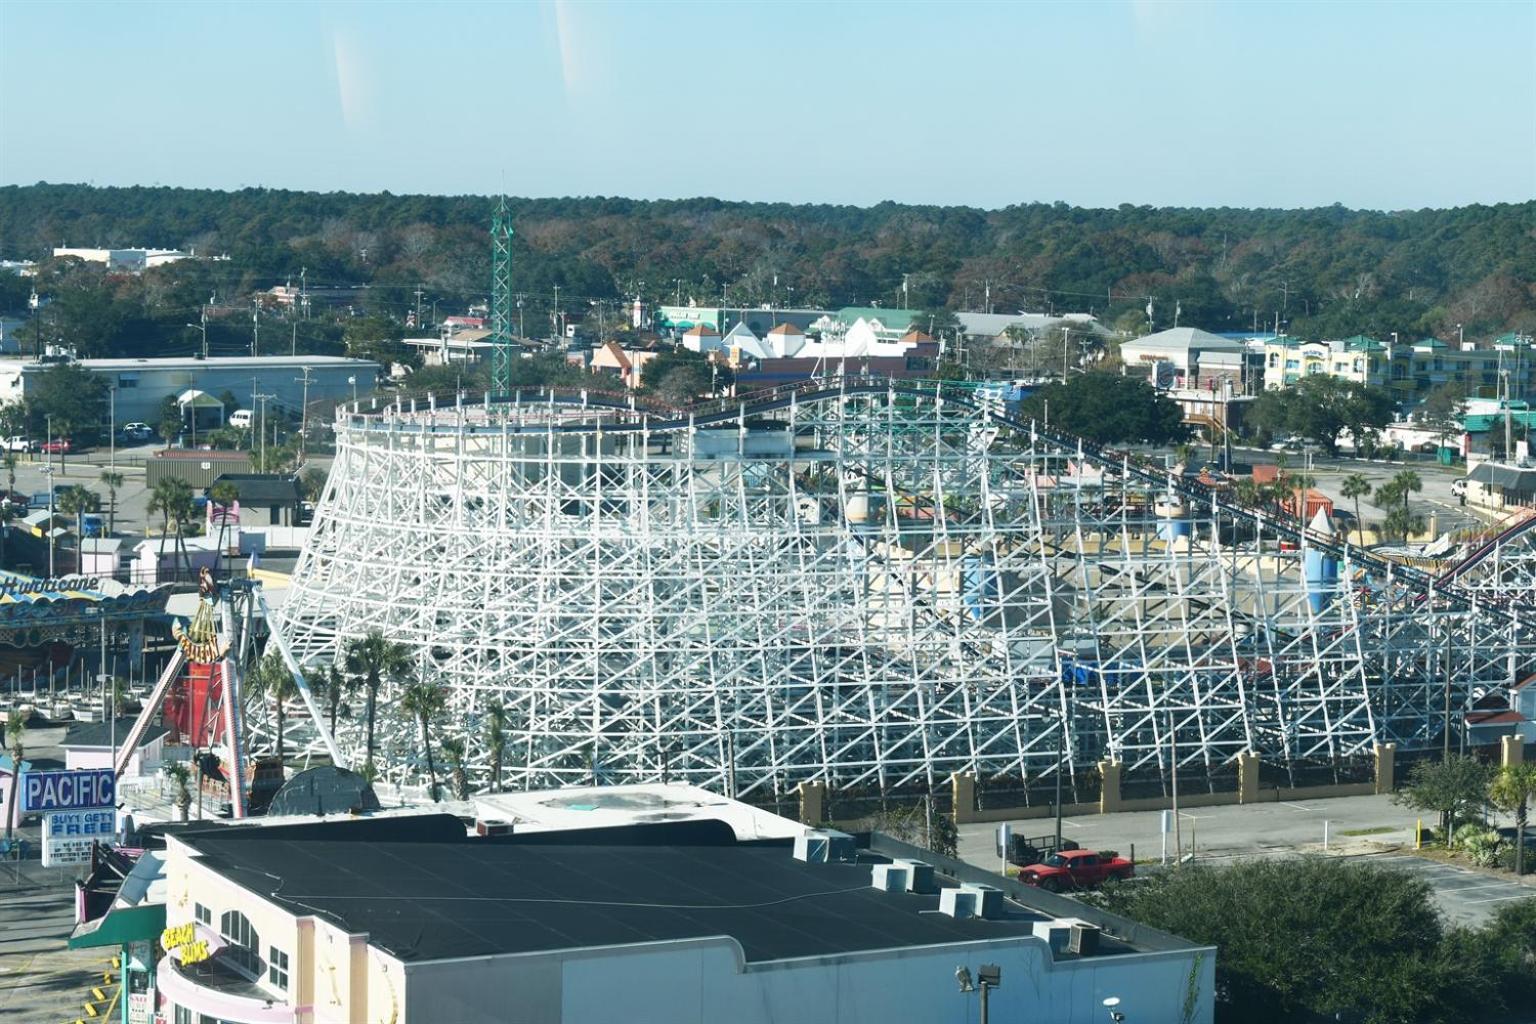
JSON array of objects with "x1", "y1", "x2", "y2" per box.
[{"x1": 1338, "y1": 826, "x2": 1398, "y2": 837}]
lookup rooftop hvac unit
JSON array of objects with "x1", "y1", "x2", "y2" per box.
[
  {"x1": 891, "y1": 858, "x2": 936, "y2": 894},
  {"x1": 793, "y1": 828, "x2": 854, "y2": 863},
  {"x1": 940, "y1": 883, "x2": 1005, "y2": 920},
  {"x1": 870, "y1": 863, "x2": 909, "y2": 892},
  {"x1": 1068, "y1": 922, "x2": 1101, "y2": 956},
  {"x1": 475, "y1": 819, "x2": 514, "y2": 837}
]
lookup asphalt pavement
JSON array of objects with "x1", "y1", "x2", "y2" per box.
[{"x1": 958, "y1": 792, "x2": 1535, "y2": 926}]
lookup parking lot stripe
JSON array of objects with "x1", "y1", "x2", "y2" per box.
[{"x1": 1465, "y1": 892, "x2": 1536, "y2": 904}]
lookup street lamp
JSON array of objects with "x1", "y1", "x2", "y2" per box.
[
  {"x1": 41, "y1": 462, "x2": 54, "y2": 577},
  {"x1": 954, "y1": 964, "x2": 1001, "y2": 1024},
  {"x1": 348, "y1": 375, "x2": 357, "y2": 405},
  {"x1": 1104, "y1": 996, "x2": 1126, "y2": 1022}
]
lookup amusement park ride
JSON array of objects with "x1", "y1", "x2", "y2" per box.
[{"x1": 112, "y1": 569, "x2": 339, "y2": 818}]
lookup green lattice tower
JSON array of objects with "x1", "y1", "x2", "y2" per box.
[{"x1": 490, "y1": 196, "x2": 514, "y2": 394}]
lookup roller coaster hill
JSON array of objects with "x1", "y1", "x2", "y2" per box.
[{"x1": 262, "y1": 375, "x2": 1535, "y2": 809}]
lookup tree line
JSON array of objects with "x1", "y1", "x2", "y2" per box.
[{"x1": 1, "y1": 185, "x2": 1532, "y2": 349}]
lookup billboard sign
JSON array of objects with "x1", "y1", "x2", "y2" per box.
[
  {"x1": 42, "y1": 807, "x2": 116, "y2": 866},
  {"x1": 23, "y1": 768, "x2": 116, "y2": 812}
]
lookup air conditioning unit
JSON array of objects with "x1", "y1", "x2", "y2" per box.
[
  {"x1": 939, "y1": 887, "x2": 977, "y2": 919},
  {"x1": 1068, "y1": 922, "x2": 1101, "y2": 956},
  {"x1": 793, "y1": 828, "x2": 854, "y2": 863},
  {"x1": 870, "y1": 864, "x2": 908, "y2": 892},
  {"x1": 959, "y1": 883, "x2": 1004, "y2": 920},
  {"x1": 892, "y1": 858, "x2": 936, "y2": 894}
]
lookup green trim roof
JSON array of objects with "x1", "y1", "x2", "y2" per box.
[
  {"x1": 1340, "y1": 335, "x2": 1384, "y2": 351},
  {"x1": 1411, "y1": 337, "x2": 1447, "y2": 349},
  {"x1": 68, "y1": 903, "x2": 165, "y2": 949},
  {"x1": 837, "y1": 307, "x2": 920, "y2": 331}
]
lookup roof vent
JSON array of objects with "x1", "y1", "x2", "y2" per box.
[
  {"x1": 474, "y1": 819, "x2": 514, "y2": 837},
  {"x1": 940, "y1": 882, "x2": 1005, "y2": 920},
  {"x1": 793, "y1": 828, "x2": 854, "y2": 863},
  {"x1": 870, "y1": 863, "x2": 908, "y2": 892},
  {"x1": 1033, "y1": 917, "x2": 1101, "y2": 956}
]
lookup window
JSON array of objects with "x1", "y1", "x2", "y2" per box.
[
  {"x1": 268, "y1": 946, "x2": 289, "y2": 991},
  {"x1": 194, "y1": 903, "x2": 211, "y2": 926},
  {"x1": 116, "y1": 375, "x2": 139, "y2": 389},
  {"x1": 175, "y1": 1007, "x2": 192, "y2": 1024},
  {"x1": 219, "y1": 910, "x2": 262, "y2": 978}
]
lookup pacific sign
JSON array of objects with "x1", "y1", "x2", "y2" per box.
[{"x1": 23, "y1": 768, "x2": 116, "y2": 812}]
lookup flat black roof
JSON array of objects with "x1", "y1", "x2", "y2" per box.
[
  {"x1": 185, "y1": 833, "x2": 1051, "y2": 964},
  {"x1": 64, "y1": 718, "x2": 168, "y2": 749}
]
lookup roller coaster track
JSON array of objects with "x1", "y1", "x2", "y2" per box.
[{"x1": 410, "y1": 375, "x2": 1523, "y2": 619}]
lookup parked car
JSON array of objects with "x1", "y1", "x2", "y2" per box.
[
  {"x1": 229, "y1": 410, "x2": 253, "y2": 429},
  {"x1": 120, "y1": 422, "x2": 154, "y2": 442},
  {"x1": 39, "y1": 438, "x2": 72, "y2": 454},
  {"x1": 1018, "y1": 849, "x2": 1134, "y2": 892},
  {"x1": 0, "y1": 436, "x2": 35, "y2": 453},
  {"x1": 1451, "y1": 478, "x2": 1468, "y2": 498}
]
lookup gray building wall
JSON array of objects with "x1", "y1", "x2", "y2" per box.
[{"x1": 6, "y1": 356, "x2": 378, "y2": 427}]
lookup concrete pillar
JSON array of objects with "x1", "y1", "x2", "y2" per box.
[
  {"x1": 1374, "y1": 741, "x2": 1397, "y2": 795},
  {"x1": 1098, "y1": 760, "x2": 1123, "y2": 815},
  {"x1": 1238, "y1": 750, "x2": 1261, "y2": 804},
  {"x1": 1501, "y1": 734, "x2": 1525, "y2": 768},
  {"x1": 797, "y1": 781, "x2": 826, "y2": 826},
  {"x1": 951, "y1": 772, "x2": 977, "y2": 825}
]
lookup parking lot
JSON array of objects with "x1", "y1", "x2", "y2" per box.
[{"x1": 958, "y1": 792, "x2": 1535, "y2": 926}]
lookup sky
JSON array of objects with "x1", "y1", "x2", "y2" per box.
[{"x1": 1, "y1": 0, "x2": 1533, "y2": 211}]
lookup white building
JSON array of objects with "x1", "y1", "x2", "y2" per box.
[
  {"x1": 52, "y1": 247, "x2": 190, "y2": 271},
  {"x1": 144, "y1": 789, "x2": 1215, "y2": 1024},
  {"x1": 62, "y1": 719, "x2": 166, "y2": 779},
  {"x1": 1120, "y1": 327, "x2": 1249, "y2": 388},
  {"x1": 0, "y1": 355, "x2": 379, "y2": 429}
]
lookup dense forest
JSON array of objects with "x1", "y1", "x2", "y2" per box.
[{"x1": 0, "y1": 184, "x2": 1532, "y2": 353}]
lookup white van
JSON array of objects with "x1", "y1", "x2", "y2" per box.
[{"x1": 229, "y1": 409, "x2": 253, "y2": 429}]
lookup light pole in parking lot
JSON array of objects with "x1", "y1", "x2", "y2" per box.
[{"x1": 107, "y1": 383, "x2": 116, "y2": 473}]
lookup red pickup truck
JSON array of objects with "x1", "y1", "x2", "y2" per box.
[{"x1": 1018, "y1": 849, "x2": 1134, "y2": 892}]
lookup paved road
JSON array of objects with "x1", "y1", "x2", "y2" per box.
[
  {"x1": 959, "y1": 792, "x2": 1535, "y2": 926},
  {"x1": 0, "y1": 882, "x2": 110, "y2": 1023}
]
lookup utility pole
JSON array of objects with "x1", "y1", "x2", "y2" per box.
[
  {"x1": 414, "y1": 285, "x2": 424, "y2": 331},
  {"x1": 290, "y1": 319, "x2": 297, "y2": 357},
  {"x1": 299, "y1": 267, "x2": 308, "y2": 318},
  {"x1": 251, "y1": 298, "x2": 260, "y2": 356},
  {"x1": 294, "y1": 368, "x2": 313, "y2": 463},
  {"x1": 515, "y1": 294, "x2": 525, "y2": 339},
  {"x1": 1168, "y1": 709, "x2": 1182, "y2": 861},
  {"x1": 253, "y1": 392, "x2": 276, "y2": 472}
]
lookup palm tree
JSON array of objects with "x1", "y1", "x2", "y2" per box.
[
  {"x1": 247, "y1": 652, "x2": 298, "y2": 768},
  {"x1": 1382, "y1": 506, "x2": 1426, "y2": 543},
  {"x1": 148, "y1": 478, "x2": 192, "y2": 579},
  {"x1": 2, "y1": 451, "x2": 17, "y2": 498},
  {"x1": 208, "y1": 480, "x2": 239, "y2": 574},
  {"x1": 399, "y1": 677, "x2": 446, "y2": 801},
  {"x1": 343, "y1": 630, "x2": 411, "y2": 773},
  {"x1": 5, "y1": 709, "x2": 25, "y2": 839},
  {"x1": 98, "y1": 470, "x2": 123, "y2": 536},
  {"x1": 441, "y1": 736, "x2": 468, "y2": 800},
  {"x1": 1340, "y1": 472, "x2": 1371, "y2": 546},
  {"x1": 163, "y1": 761, "x2": 192, "y2": 823},
  {"x1": 1489, "y1": 764, "x2": 1536, "y2": 877},
  {"x1": 483, "y1": 700, "x2": 508, "y2": 793},
  {"x1": 320, "y1": 663, "x2": 347, "y2": 741},
  {"x1": 1390, "y1": 469, "x2": 1422, "y2": 515},
  {"x1": 56, "y1": 485, "x2": 99, "y2": 573}
]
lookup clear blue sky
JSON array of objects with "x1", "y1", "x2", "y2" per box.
[{"x1": 3, "y1": 0, "x2": 1532, "y2": 210}]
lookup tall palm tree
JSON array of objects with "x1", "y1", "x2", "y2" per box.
[
  {"x1": 247, "y1": 652, "x2": 298, "y2": 768},
  {"x1": 5, "y1": 709, "x2": 24, "y2": 840},
  {"x1": 208, "y1": 480, "x2": 239, "y2": 574},
  {"x1": 441, "y1": 736, "x2": 468, "y2": 800},
  {"x1": 343, "y1": 630, "x2": 411, "y2": 773},
  {"x1": 98, "y1": 470, "x2": 123, "y2": 536},
  {"x1": 321, "y1": 663, "x2": 347, "y2": 742},
  {"x1": 483, "y1": 699, "x2": 508, "y2": 793},
  {"x1": 148, "y1": 478, "x2": 192, "y2": 579},
  {"x1": 399, "y1": 677, "x2": 446, "y2": 801},
  {"x1": 56, "y1": 485, "x2": 99, "y2": 573},
  {"x1": 1489, "y1": 764, "x2": 1536, "y2": 877},
  {"x1": 1340, "y1": 472, "x2": 1371, "y2": 546},
  {"x1": 1390, "y1": 469, "x2": 1422, "y2": 515}
]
